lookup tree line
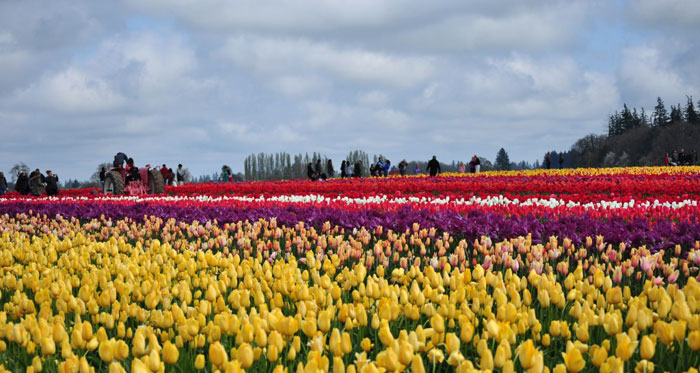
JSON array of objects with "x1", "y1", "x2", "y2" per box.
[
  {"x1": 553, "y1": 95, "x2": 700, "y2": 168},
  {"x1": 608, "y1": 96, "x2": 699, "y2": 136}
]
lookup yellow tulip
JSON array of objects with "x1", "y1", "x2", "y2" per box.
[
  {"x1": 318, "y1": 310, "x2": 332, "y2": 333},
  {"x1": 411, "y1": 355, "x2": 426, "y2": 373},
  {"x1": 615, "y1": 333, "x2": 637, "y2": 362},
  {"x1": 267, "y1": 345, "x2": 279, "y2": 362},
  {"x1": 600, "y1": 356, "x2": 624, "y2": 373},
  {"x1": 431, "y1": 314, "x2": 445, "y2": 334},
  {"x1": 108, "y1": 362, "x2": 126, "y2": 373},
  {"x1": 194, "y1": 354, "x2": 205, "y2": 370},
  {"x1": 209, "y1": 341, "x2": 228, "y2": 367},
  {"x1": 31, "y1": 356, "x2": 42, "y2": 372},
  {"x1": 486, "y1": 319, "x2": 499, "y2": 339},
  {"x1": 606, "y1": 287, "x2": 622, "y2": 305},
  {"x1": 494, "y1": 343, "x2": 508, "y2": 368},
  {"x1": 163, "y1": 341, "x2": 179, "y2": 364},
  {"x1": 361, "y1": 338, "x2": 373, "y2": 352},
  {"x1": 635, "y1": 360, "x2": 654, "y2": 373},
  {"x1": 518, "y1": 339, "x2": 538, "y2": 369},
  {"x1": 237, "y1": 343, "x2": 254, "y2": 368},
  {"x1": 329, "y1": 328, "x2": 342, "y2": 356},
  {"x1": 98, "y1": 339, "x2": 114, "y2": 363},
  {"x1": 427, "y1": 348, "x2": 445, "y2": 364},
  {"x1": 591, "y1": 345, "x2": 608, "y2": 367},
  {"x1": 460, "y1": 321, "x2": 474, "y2": 343},
  {"x1": 333, "y1": 356, "x2": 345, "y2": 373},
  {"x1": 562, "y1": 341, "x2": 585, "y2": 372},
  {"x1": 302, "y1": 317, "x2": 317, "y2": 338},
  {"x1": 376, "y1": 348, "x2": 402, "y2": 371},
  {"x1": 639, "y1": 336, "x2": 655, "y2": 360},
  {"x1": 479, "y1": 348, "x2": 493, "y2": 370},
  {"x1": 672, "y1": 320, "x2": 687, "y2": 342},
  {"x1": 689, "y1": 330, "x2": 700, "y2": 351},
  {"x1": 550, "y1": 321, "x2": 561, "y2": 337},
  {"x1": 445, "y1": 333, "x2": 460, "y2": 355}
]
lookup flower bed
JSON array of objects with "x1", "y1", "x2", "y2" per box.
[{"x1": 0, "y1": 167, "x2": 699, "y2": 372}]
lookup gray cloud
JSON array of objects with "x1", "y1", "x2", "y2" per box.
[{"x1": 0, "y1": 1, "x2": 696, "y2": 180}]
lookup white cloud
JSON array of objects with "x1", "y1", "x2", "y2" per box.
[
  {"x1": 619, "y1": 45, "x2": 700, "y2": 105},
  {"x1": 631, "y1": 0, "x2": 700, "y2": 29},
  {"x1": 15, "y1": 68, "x2": 126, "y2": 113},
  {"x1": 395, "y1": 2, "x2": 588, "y2": 52},
  {"x1": 220, "y1": 36, "x2": 435, "y2": 88},
  {"x1": 271, "y1": 75, "x2": 327, "y2": 97}
]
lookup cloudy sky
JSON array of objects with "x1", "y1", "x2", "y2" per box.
[{"x1": 2, "y1": 0, "x2": 699, "y2": 180}]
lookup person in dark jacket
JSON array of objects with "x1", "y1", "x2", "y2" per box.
[
  {"x1": 354, "y1": 161, "x2": 362, "y2": 178},
  {"x1": 126, "y1": 158, "x2": 140, "y2": 184},
  {"x1": 113, "y1": 152, "x2": 128, "y2": 168},
  {"x1": 45, "y1": 170, "x2": 59, "y2": 196},
  {"x1": 29, "y1": 169, "x2": 45, "y2": 196},
  {"x1": 369, "y1": 164, "x2": 378, "y2": 177},
  {"x1": 315, "y1": 160, "x2": 322, "y2": 176},
  {"x1": 426, "y1": 156, "x2": 441, "y2": 177},
  {"x1": 15, "y1": 172, "x2": 29, "y2": 195},
  {"x1": 307, "y1": 163, "x2": 317, "y2": 181},
  {"x1": 326, "y1": 159, "x2": 335, "y2": 178},
  {"x1": 340, "y1": 160, "x2": 347, "y2": 178},
  {"x1": 398, "y1": 160, "x2": 408, "y2": 176},
  {"x1": 99, "y1": 167, "x2": 107, "y2": 188},
  {"x1": 0, "y1": 172, "x2": 7, "y2": 195}
]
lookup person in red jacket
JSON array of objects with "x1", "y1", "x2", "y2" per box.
[{"x1": 160, "y1": 164, "x2": 169, "y2": 185}]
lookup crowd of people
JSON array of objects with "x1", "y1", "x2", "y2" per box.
[
  {"x1": 304, "y1": 155, "x2": 478, "y2": 181},
  {"x1": 9, "y1": 169, "x2": 59, "y2": 197},
  {"x1": 665, "y1": 149, "x2": 697, "y2": 166},
  {"x1": 100, "y1": 152, "x2": 188, "y2": 187}
]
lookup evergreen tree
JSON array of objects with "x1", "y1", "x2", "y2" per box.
[
  {"x1": 608, "y1": 112, "x2": 622, "y2": 136},
  {"x1": 653, "y1": 97, "x2": 669, "y2": 127},
  {"x1": 494, "y1": 148, "x2": 511, "y2": 171},
  {"x1": 670, "y1": 104, "x2": 683, "y2": 124},
  {"x1": 621, "y1": 104, "x2": 634, "y2": 132},
  {"x1": 685, "y1": 96, "x2": 699, "y2": 125}
]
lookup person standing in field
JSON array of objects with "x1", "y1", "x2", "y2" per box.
[
  {"x1": 0, "y1": 172, "x2": 7, "y2": 196},
  {"x1": 354, "y1": 161, "x2": 362, "y2": 178},
  {"x1": 29, "y1": 169, "x2": 45, "y2": 196},
  {"x1": 15, "y1": 172, "x2": 29, "y2": 195},
  {"x1": 99, "y1": 167, "x2": 107, "y2": 189},
  {"x1": 315, "y1": 159, "x2": 323, "y2": 177},
  {"x1": 340, "y1": 160, "x2": 347, "y2": 178},
  {"x1": 326, "y1": 159, "x2": 335, "y2": 178},
  {"x1": 45, "y1": 170, "x2": 59, "y2": 196},
  {"x1": 458, "y1": 162, "x2": 466, "y2": 173},
  {"x1": 399, "y1": 160, "x2": 408, "y2": 176},
  {"x1": 177, "y1": 164, "x2": 186, "y2": 185},
  {"x1": 161, "y1": 164, "x2": 170, "y2": 186},
  {"x1": 426, "y1": 156, "x2": 441, "y2": 177}
]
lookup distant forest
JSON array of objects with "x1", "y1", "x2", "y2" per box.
[{"x1": 550, "y1": 96, "x2": 700, "y2": 169}]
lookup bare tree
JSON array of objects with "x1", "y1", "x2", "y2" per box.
[{"x1": 9, "y1": 162, "x2": 29, "y2": 183}]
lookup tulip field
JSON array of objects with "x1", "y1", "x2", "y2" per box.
[{"x1": 2, "y1": 167, "x2": 700, "y2": 373}]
